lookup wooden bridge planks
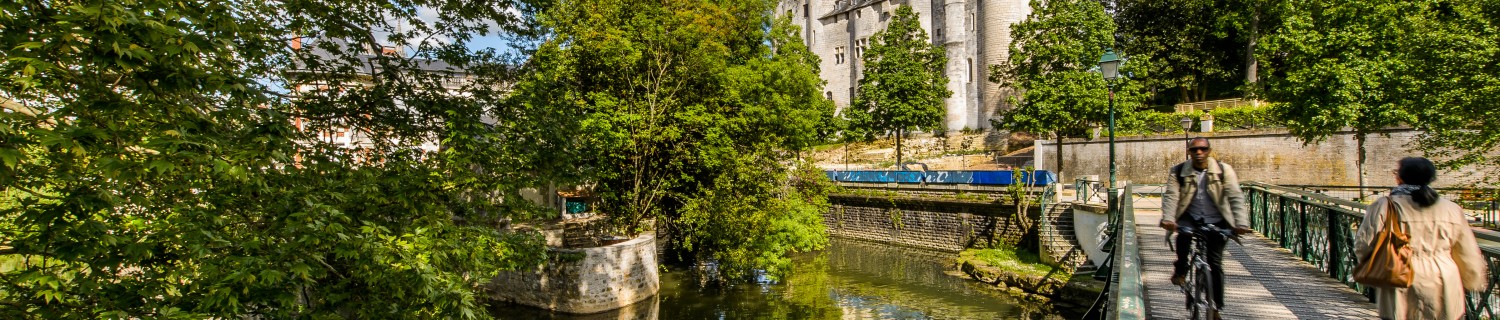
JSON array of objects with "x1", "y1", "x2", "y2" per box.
[{"x1": 1132, "y1": 208, "x2": 1379, "y2": 319}]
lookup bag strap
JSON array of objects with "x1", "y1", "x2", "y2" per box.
[
  {"x1": 1384, "y1": 196, "x2": 1405, "y2": 235},
  {"x1": 1173, "y1": 163, "x2": 1186, "y2": 188}
]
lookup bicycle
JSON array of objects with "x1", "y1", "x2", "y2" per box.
[{"x1": 1167, "y1": 224, "x2": 1240, "y2": 320}]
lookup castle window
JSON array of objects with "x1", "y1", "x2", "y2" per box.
[
  {"x1": 856, "y1": 38, "x2": 868, "y2": 59},
  {"x1": 835, "y1": 46, "x2": 846, "y2": 64}
]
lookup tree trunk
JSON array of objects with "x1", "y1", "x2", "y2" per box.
[
  {"x1": 1357, "y1": 132, "x2": 1367, "y2": 201},
  {"x1": 896, "y1": 128, "x2": 904, "y2": 170},
  {"x1": 1055, "y1": 131, "x2": 1064, "y2": 180},
  {"x1": 1197, "y1": 80, "x2": 1206, "y2": 102},
  {"x1": 1246, "y1": 7, "x2": 1260, "y2": 88}
]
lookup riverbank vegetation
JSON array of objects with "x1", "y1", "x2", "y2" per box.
[
  {"x1": 958, "y1": 245, "x2": 1055, "y2": 279},
  {"x1": 955, "y1": 245, "x2": 1104, "y2": 308},
  {"x1": 513, "y1": 0, "x2": 836, "y2": 280},
  {"x1": 0, "y1": 0, "x2": 835, "y2": 318}
]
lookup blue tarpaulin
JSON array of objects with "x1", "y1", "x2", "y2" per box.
[{"x1": 825, "y1": 170, "x2": 1056, "y2": 186}]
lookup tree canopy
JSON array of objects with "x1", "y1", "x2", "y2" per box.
[
  {"x1": 1259, "y1": 0, "x2": 1413, "y2": 142},
  {"x1": 995, "y1": 0, "x2": 1144, "y2": 139},
  {"x1": 845, "y1": 4, "x2": 950, "y2": 167},
  {"x1": 510, "y1": 0, "x2": 835, "y2": 278},
  {"x1": 1115, "y1": 0, "x2": 1271, "y2": 105},
  {"x1": 1259, "y1": 0, "x2": 1500, "y2": 183},
  {"x1": 0, "y1": 0, "x2": 571, "y2": 318}
]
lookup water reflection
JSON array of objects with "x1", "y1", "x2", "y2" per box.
[{"x1": 489, "y1": 238, "x2": 1065, "y2": 319}]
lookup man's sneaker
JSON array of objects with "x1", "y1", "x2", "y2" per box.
[{"x1": 1171, "y1": 274, "x2": 1186, "y2": 286}]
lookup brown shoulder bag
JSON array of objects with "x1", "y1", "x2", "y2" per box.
[{"x1": 1353, "y1": 196, "x2": 1414, "y2": 288}]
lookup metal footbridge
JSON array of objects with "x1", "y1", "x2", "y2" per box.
[{"x1": 1102, "y1": 182, "x2": 1500, "y2": 319}]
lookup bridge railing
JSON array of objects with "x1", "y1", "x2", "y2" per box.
[
  {"x1": 1106, "y1": 183, "x2": 1146, "y2": 319},
  {"x1": 1273, "y1": 184, "x2": 1500, "y2": 231},
  {"x1": 1243, "y1": 181, "x2": 1500, "y2": 319}
]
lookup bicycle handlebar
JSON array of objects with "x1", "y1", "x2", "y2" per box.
[{"x1": 1165, "y1": 224, "x2": 1243, "y2": 252}]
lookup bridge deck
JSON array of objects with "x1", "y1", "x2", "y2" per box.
[{"x1": 1132, "y1": 207, "x2": 1380, "y2": 319}]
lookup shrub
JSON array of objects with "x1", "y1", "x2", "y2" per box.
[{"x1": 1116, "y1": 105, "x2": 1279, "y2": 136}]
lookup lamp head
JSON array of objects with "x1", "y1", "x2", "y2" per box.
[
  {"x1": 1098, "y1": 48, "x2": 1122, "y2": 80},
  {"x1": 1178, "y1": 117, "x2": 1193, "y2": 131}
]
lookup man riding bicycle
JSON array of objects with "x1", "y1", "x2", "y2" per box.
[{"x1": 1159, "y1": 138, "x2": 1252, "y2": 320}]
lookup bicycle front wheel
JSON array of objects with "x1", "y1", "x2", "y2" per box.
[{"x1": 1189, "y1": 264, "x2": 1217, "y2": 320}]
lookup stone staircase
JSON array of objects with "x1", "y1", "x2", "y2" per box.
[{"x1": 1039, "y1": 203, "x2": 1094, "y2": 272}]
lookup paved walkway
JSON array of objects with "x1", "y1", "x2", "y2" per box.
[{"x1": 1133, "y1": 207, "x2": 1380, "y2": 319}]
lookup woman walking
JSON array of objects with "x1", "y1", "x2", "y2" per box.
[{"x1": 1354, "y1": 157, "x2": 1488, "y2": 319}]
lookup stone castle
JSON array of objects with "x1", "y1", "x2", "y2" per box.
[{"x1": 777, "y1": 0, "x2": 1031, "y2": 132}]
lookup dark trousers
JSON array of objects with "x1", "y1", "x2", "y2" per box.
[{"x1": 1173, "y1": 221, "x2": 1230, "y2": 308}]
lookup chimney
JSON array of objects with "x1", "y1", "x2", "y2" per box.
[
  {"x1": 381, "y1": 46, "x2": 398, "y2": 56},
  {"x1": 290, "y1": 37, "x2": 302, "y2": 50}
]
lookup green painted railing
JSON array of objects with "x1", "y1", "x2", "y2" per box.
[
  {"x1": 1094, "y1": 184, "x2": 1146, "y2": 319},
  {"x1": 1244, "y1": 181, "x2": 1500, "y2": 319},
  {"x1": 1074, "y1": 177, "x2": 1108, "y2": 204}
]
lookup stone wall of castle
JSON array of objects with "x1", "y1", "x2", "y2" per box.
[{"x1": 777, "y1": 0, "x2": 1031, "y2": 132}]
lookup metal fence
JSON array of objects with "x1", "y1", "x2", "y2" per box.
[
  {"x1": 1173, "y1": 97, "x2": 1258, "y2": 113},
  {"x1": 1074, "y1": 178, "x2": 1103, "y2": 204},
  {"x1": 1072, "y1": 178, "x2": 1164, "y2": 212},
  {"x1": 1244, "y1": 181, "x2": 1500, "y2": 319},
  {"x1": 1278, "y1": 184, "x2": 1500, "y2": 230}
]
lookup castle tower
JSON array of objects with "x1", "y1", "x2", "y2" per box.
[
  {"x1": 778, "y1": 0, "x2": 1030, "y2": 132},
  {"x1": 976, "y1": 0, "x2": 1030, "y2": 131}
]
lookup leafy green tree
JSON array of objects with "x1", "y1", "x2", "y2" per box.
[
  {"x1": 1390, "y1": 0, "x2": 1500, "y2": 181},
  {"x1": 994, "y1": 0, "x2": 1143, "y2": 178},
  {"x1": 0, "y1": 0, "x2": 564, "y2": 318},
  {"x1": 846, "y1": 5, "x2": 950, "y2": 168},
  {"x1": 511, "y1": 0, "x2": 832, "y2": 278},
  {"x1": 1263, "y1": 0, "x2": 1500, "y2": 186},
  {"x1": 1114, "y1": 0, "x2": 1280, "y2": 105},
  {"x1": 1259, "y1": 0, "x2": 1418, "y2": 195}
]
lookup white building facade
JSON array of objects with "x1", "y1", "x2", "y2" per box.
[{"x1": 777, "y1": 0, "x2": 1031, "y2": 132}]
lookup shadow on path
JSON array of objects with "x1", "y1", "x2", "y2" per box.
[{"x1": 1132, "y1": 209, "x2": 1378, "y2": 319}]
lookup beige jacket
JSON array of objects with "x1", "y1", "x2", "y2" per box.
[
  {"x1": 1355, "y1": 195, "x2": 1488, "y2": 320},
  {"x1": 1159, "y1": 158, "x2": 1249, "y2": 228}
]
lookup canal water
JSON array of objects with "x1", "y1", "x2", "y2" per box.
[{"x1": 489, "y1": 238, "x2": 1070, "y2": 319}]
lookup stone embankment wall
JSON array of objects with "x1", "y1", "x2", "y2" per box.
[
  {"x1": 827, "y1": 194, "x2": 1037, "y2": 252},
  {"x1": 488, "y1": 234, "x2": 659, "y2": 314},
  {"x1": 835, "y1": 182, "x2": 1012, "y2": 200},
  {"x1": 1036, "y1": 129, "x2": 1491, "y2": 188}
]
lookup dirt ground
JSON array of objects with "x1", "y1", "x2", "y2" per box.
[{"x1": 809, "y1": 132, "x2": 1034, "y2": 171}]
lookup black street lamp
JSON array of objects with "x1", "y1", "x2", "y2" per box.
[{"x1": 1098, "y1": 48, "x2": 1122, "y2": 212}]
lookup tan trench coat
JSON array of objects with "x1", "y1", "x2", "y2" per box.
[{"x1": 1354, "y1": 195, "x2": 1488, "y2": 320}]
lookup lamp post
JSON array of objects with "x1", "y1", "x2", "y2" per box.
[{"x1": 1099, "y1": 48, "x2": 1122, "y2": 213}]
